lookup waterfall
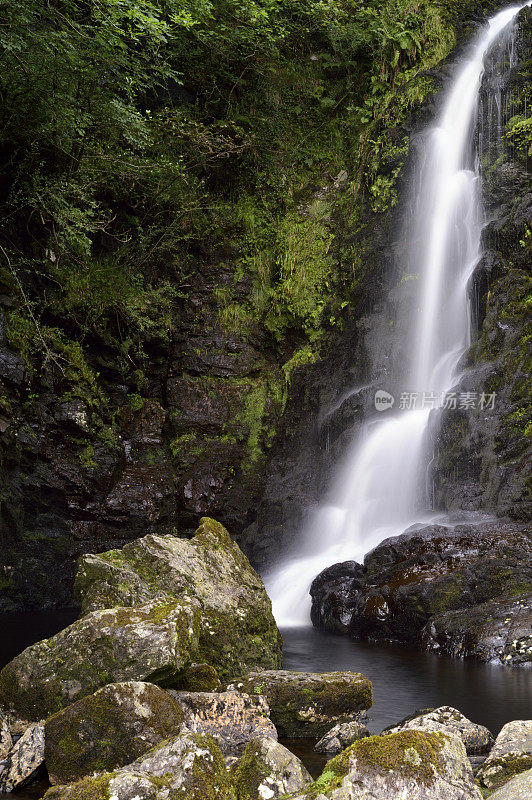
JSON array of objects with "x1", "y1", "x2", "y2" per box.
[{"x1": 264, "y1": 2, "x2": 530, "y2": 627}]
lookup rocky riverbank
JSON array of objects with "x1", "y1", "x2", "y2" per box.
[{"x1": 0, "y1": 519, "x2": 530, "y2": 800}]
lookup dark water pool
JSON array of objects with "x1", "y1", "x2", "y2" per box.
[{"x1": 282, "y1": 626, "x2": 532, "y2": 736}]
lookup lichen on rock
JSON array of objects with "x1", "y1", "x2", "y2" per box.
[{"x1": 231, "y1": 736, "x2": 312, "y2": 799}]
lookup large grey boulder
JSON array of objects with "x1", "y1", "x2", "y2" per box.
[
  {"x1": 228, "y1": 670, "x2": 372, "y2": 738},
  {"x1": 315, "y1": 720, "x2": 370, "y2": 755},
  {"x1": 0, "y1": 599, "x2": 200, "y2": 722},
  {"x1": 43, "y1": 732, "x2": 234, "y2": 800},
  {"x1": 44, "y1": 681, "x2": 184, "y2": 785},
  {"x1": 385, "y1": 706, "x2": 493, "y2": 754},
  {"x1": 487, "y1": 768, "x2": 532, "y2": 800},
  {"x1": 477, "y1": 720, "x2": 532, "y2": 790},
  {"x1": 0, "y1": 723, "x2": 45, "y2": 793},
  {"x1": 170, "y1": 690, "x2": 277, "y2": 758},
  {"x1": 289, "y1": 730, "x2": 482, "y2": 800},
  {"x1": 75, "y1": 517, "x2": 282, "y2": 680},
  {"x1": 232, "y1": 736, "x2": 312, "y2": 799}
]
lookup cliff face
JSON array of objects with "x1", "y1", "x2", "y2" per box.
[{"x1": 0, "y1": 1, "x2": 528, "y2": 611}]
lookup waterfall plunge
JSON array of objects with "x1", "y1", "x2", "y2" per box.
[{"x1": 265, "y1": 3, "x2": 530, "y2": 627}]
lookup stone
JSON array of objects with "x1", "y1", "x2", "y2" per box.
[
  {"x1": 314, "y1": 720, "x2": 370, "y2": 755},
  {"x1": 289, "y1": 730, "x2": 482, "y2": 800},
  {"x1": 0, "y1": 711, "x2": 12, "y2": 761},
  {"x1": 0, "y1": 598, "x2": 200, "y2": 722},
  {"x1": 385, "y1": 706, "x2": 493, "y2": 755},
  {"x1": 170, "y1": 690, "x2": 277, "y2": 758},
  {"x1": 487, "y1": 768, "x2": 532, "y2": 800},
  {"x1": 74, "y1": 517, "x2": 282, "y2": 680},
  {"x1": 310, "y1": 562, "x2": 365, "y2": 635},
  {"x1": 43, "y1": 732, "x2": 235, "y2": 800},
  {"x1": 44, "y1": 681, "x2": 184, "y2": 785},
  {"x1": 227, "y1": 670, "x2": 372, "y2": 738},
  {"x1": 180, "y1": 662, "x2": 222, "y2": 692},
  {"x1": 232, "y1": 736, "x2": 312, "y2": 799},
  {"x1": 477, "y1": 720, "x2": 532, "y2": 790},
  {"x1": 0, "y1": 723, "x2": 45, "y2": 793}
]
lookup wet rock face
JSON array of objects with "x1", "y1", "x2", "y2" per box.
[
  {"x1": 291, "y1": 730, "x2": 482, "y2": 800},
  {"x1": 227, "y1": 670, "x2": 372, "y2": 739},
  {"x1": 74, "y1": 517, "x2": 282, "y2": 680},
  {"x1": 385, "y1": 706, "x2": 493, "y2": 755},
  {"x1": 44, "y1": 681, "x2": 184, "y2": 785},
  {"x1": 43, "y1": 732, "x2": 234, "y2": 800},
  {"x1": 169, "y1": 690, "x2": 277, "y2": 759},
  {"x1": 476, "y1": 720, "x2": 532, "y2": 791},
  {"x1": 310, "y1": 519, "x2": 532, "y2": 665},
  {"x1": 0, "y1": 598, "x2": 200, "y2": 722},
  {"x1": 231, "y1": 736, "x2": 312, "y2": 800}
]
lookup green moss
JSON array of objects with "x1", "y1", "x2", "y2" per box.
[
  {"x1": 231, "y1": 740, "x2": 271, "y2": 800},
  {"x1": 43, "y1": 772, "x2": 113, "y2": 800},
  {"x1": 478, "y1": 753, "x2": 532, "y2": 791}
]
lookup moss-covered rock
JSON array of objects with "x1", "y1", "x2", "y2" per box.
[
  {"x1": 43, "y1": 732, "x2": 235, "y2": 800},
  {"x1": 486, "y1": 767, "x2": 532, "y2": 800},
  {"x1": 231, "y1": 736, "x2": 312, "y2": 799},
  {"x1": 180, "y1": 663, "x2": 221, "y2": 692},
  {"x1": 0, "y1": 599, "x2": 200, "y2": 722},
  {"x1": 170, "y1": 690, "x2": 277, "y2": 759},
  {"x1": 385, "y1": 705, "x2": 493, "y2": 755},
  {"x1": 228, "y1": 670, "x2": 372, "y2": 738},
  {"x1": 44, "y1": 681, "x2": 184, "y2": 785},
  {"x1": 74, "y1": 517, "x2": 282, "y2": 680},
  {"x1": 477, "y1": 720, "x2": 532, "y2": 791},
  {"x1": 291, "y1": 729, "x2": 482, "y2": 799}
]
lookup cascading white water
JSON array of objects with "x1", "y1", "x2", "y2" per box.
[{"x1": 265, "y1": 3, "x2": 530, "y2": 627}]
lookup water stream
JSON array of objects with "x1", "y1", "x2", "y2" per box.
[{"x1": 265, "y1": 3, "x2": 530, "y2": 627}]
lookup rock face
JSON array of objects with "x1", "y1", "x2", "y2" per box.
[
  {"x1": 310, "y1": 520, "x2": 532, "y2": 665},
  {"x1": 75, "y1": 517, "x2": 282, "y2": 680},
  {"x1": 0, "y1": 599, "x2": 199, "y2": 722},
  {"x1": 232, "y1": 736, "x2": 312, "y2": 799},
  {"x1": 228, "y1": 671, "x2": 372, "y2": 738},
  {"x1": 477, "y1": 720, "x2": 532, "y2": 791},
  {"x1": 290, "y1": 730, "x2": 482, "y2": 800},
  {"x1": 487, "y1": 768, "x2": 532, "y2": 800},
  {"x1": 43, "y1": 732, "x2": 234, "y2": 800},
  {"x1": 170, "y1": 690, "x2": 277, "y2": 758},
  {"x1": 385, "y1": 706, "x2": 493, "y2": 755},
  {"x1": 44, "y1": 681, "x2": 184, "y2": 785},
  {"x1": 314, "y1": 720, "x2": 370, "y2": 755},
  {"x1": 0, "y1": 723, "x2": 45, "y2": 793},
  {"x1": 0, "y1": 711, "x2": 12, "y2": 761}
]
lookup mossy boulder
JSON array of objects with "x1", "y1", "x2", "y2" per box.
[
  {"x1": 180, "y1": 663, "x2": 221, "y2": 692},
  {"x1": 44, "y1": 681, "x2": 184, "y2": 785},
  {"x1": 231, "y1": 736, "x2": 312, "y2": 799},
  {"x1": 477, "y1": 720, "x2": 532, "y2": 791},
  {"x1": 385, "y1": 706, "x2": 493, "y2": 755},
  {"x1": 0, "y1": 599, "x2": 200, "y2": 722},
  {"x1": 170, "y1": 690, "x2": 277, "y2": 758},
  {"x1": 75, "y1": 517, "x2": 282, "y2": 680},
  {"x1": 43, "y1": 732, "x2": 234, "y2": 800},
  {"x1": 487, "y1": 768, "x2": 532, "y2": 800},
  {"x1": 228, "y1": 670, "x2": 372, "y2": 738},
  {"x1": 290, "y1": 729, "x2": 481, "y2": 799}
]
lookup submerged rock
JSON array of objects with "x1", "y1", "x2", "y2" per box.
[
  {"x1": 232, "y1": 736, "x2": 312, "y2": 799},
  {"x1": 385, "y1": 706, "x2": 493, "y2": 755},
  {"x1": 75, "y1": 517, "x2": 282, "y2": 680},
  {"x1": 43, "y1": 732, "x2": 234, "y2": 800},
  {"x1": 314, "y1": 720, "x2": 370, "y2": 755},
  {"x1": 290, "y1": 729, "x2": 482, "y2": 800},
  {"x1": 170, "y1": 690, "x2": 277, "y2": 758},
  {"x1": 477, "y1": 720, "x2": 532, "y2": 791},
  {"x1": 0, "y1": 723, "x2": 45, "y2": 793},
  {"x1": 0, "y1": 599, "x2": 200, "y2": 722},
  {"x1": 44, "y1": 681, "x2": 184, "y2": 785},
  {"x1": 228, "y1": 670, "x2": 372, "y2": 738},
  {"x1": 487, "y1": 768, "x2": 532, "y2": 800}
]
